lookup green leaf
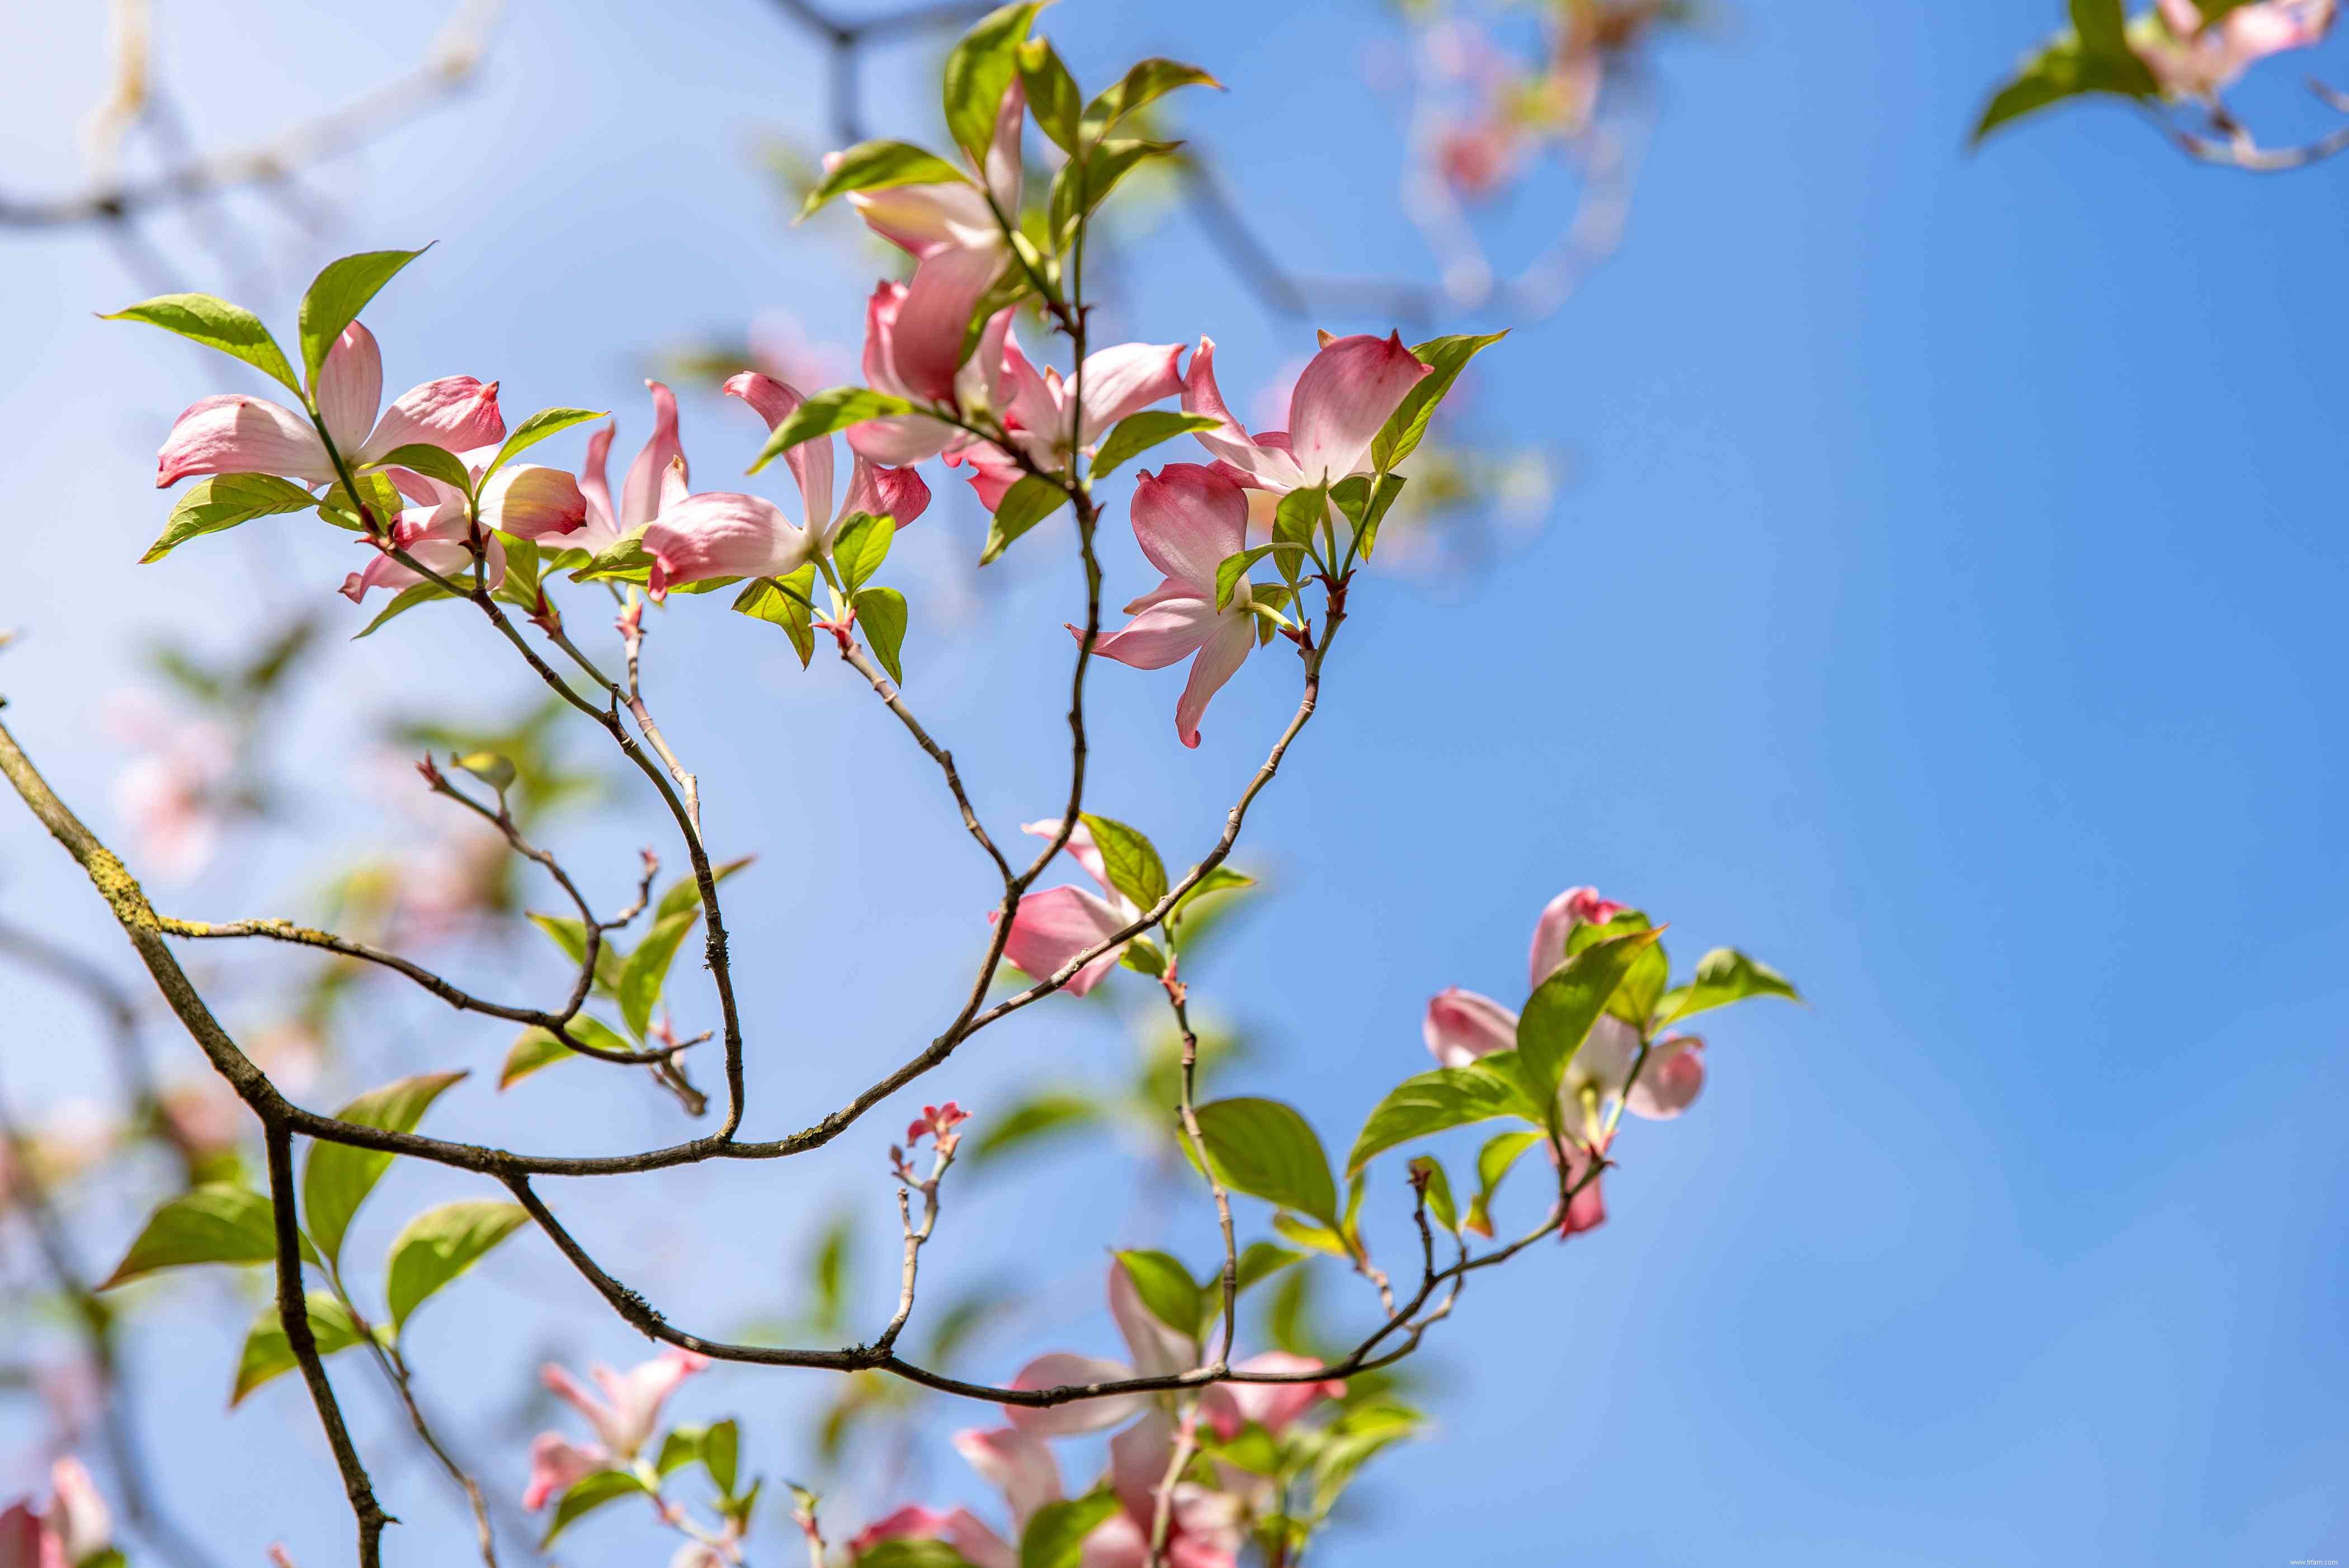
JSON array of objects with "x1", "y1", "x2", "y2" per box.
[
  {"x1": 319, "y1": 469, "x2": 405, "y2": 533},
  {"x1": 656, "y1": 1425, "x2": 704, "y2": 1477},
  {"x1": 367, "y1": 441, "x2": 475, "y2": 497},
  {"x1": 1117, "y1": 934, "x2": 1168, "y2": 977},
  {"x1": 1081, "y1": 58, "x2": 1220, "y2": 139},
  {"x1": 452, "y1": 750, "x2": 516, "y2": 791},
  {"x1": 526, "y1": 912, "x2": 625, "y2": 994},
  {"x1": 298, "y1": 248, "x2": 427, "y2": 387},
  {"x1": 102, "y1": 292, "x2": 300, "y2": 393},
  {"x1": 1214, "y1": 545, "x2": 1273, "y2": 612},
  {"x1": 1078, "y1": 813, "x2": 1168, "y2": 913},
  {"x1": 2072, "y1": 0, "x2": 2134, "y2": 59},
  {"x1": 1090, "y1": 410, "x2": 1219, "y2": 479},
  {"x1": 855, "y1": 1542, "x2": 978, "y2": 1568},
  {"x1": 1310, "y1": 1400, "x2": 1424, "y2": 1515},
  {"x1": 832, "y1": 511, "x2": 894, "y2": 593},
  {"x1": 1018, "y1": 1489, "x2": 1121, "y2": 1568},
  {"x1": 966, "y1": 1090, "x2": 1105, "y2": 1166},
  {"x1": 353, "y1": 581, "x2": 456, "y2": 639},
  {"x1": 1271, "y1": 485, "x2": 1327, "y2": 579},
  {"x1": 1232, "y1": 1239, "x2": 1307, "y2": 1296},
  {"x1": 1371, "y1": 332, "x2": 1506, "y2": 473},
  {"x1": 500, "y1": 1016, "x2": 635, "y2": 1088},
  {"x1": 1464, "y1": 1129, "x2": 1544, "y2": 1238},
  {"x1": 1018, "y1": 37, "x2": 1084, "y2": 153},
  {"x1": 734, "y1": 568, "x2": 819, "y2": 667},
  {"x1": 1201, "y1": 1421, "x2": 1284, "y2": 1475},
  {"x1": 1048, "y1": 138, "x2": 1180, "y2": 249},
  {"x1": 1654, "y1": 948, "x2": 1800, "y2": 1027},
  {"x1": 229, "y1": 1290, "x2": 371, "y2": 1406},
  {"x1": 855, "y1": 586, "x2": 909, "y2": 683},
  {"x1": 1344, "y1": 1057, "x2": 1546, "y2": 1178},
  {"x1": 1270, "y1": 1212, "x2": 1350, "y2": 1257},
  {"x1": 942, "y1": 3, "x2": 1040, "y2": 166},
  {"x1": 654, "y1": 855, "x2": 754, "y2": 925},
  {"x1": 1972, "y1": 12, "x2": 2161, "y2": 143},
  {"x1": 1168, "y1": 866, "x2": 1254, "y2": 936},
  {"x1": 619, "y1": 908, "x2": 700, "y2": 1040},
  {"x1": 1114, "y1": 1249, "x2": 1204, "y2": 1340},
  {"x1": 141, "y1": 473, "x2": 316, "y2": 564},
  {"x1": 1516, "y1": 927, "x2": 1666, "y2": 1098},
  {"x1": 384, "y1": 1199, "x2": 527, "y2": 1331},
  {"x1": 485, "y1": 407, "x2": 606, "y2": 478},
  {"x1": 1330, "y1": 471, "x2": 1407, "y2": 559},
  {"x1": 702, "y1": 1416, "x2": 740, "y2": 1496},
  {"x1": 1193, "y1": 1098, "x2": 1339, "y2": 1229},
  {"x1": 980, "y1": 475, "x2": 1069, "y2": 564},
  {"x1": 799, "y1": 140, "x2": 971, "y2": 221},
  {"x1": 99, "y1": 1184, "x2": 295, "y2": 1289},
  {"x1": 302, "y1": 1070, "x2": 468, "y2": 1267},
  {"x1": 540, "y1": 1469, "x2": 648, "y2": 1548},
  {"x1": 1408, "y1": 1155, "x2": 1460, "y2": 1235},
  {"x1": 747, "y1": 388, "x2": 918, "y2": 475}
]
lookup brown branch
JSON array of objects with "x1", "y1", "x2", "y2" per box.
[{"x1": 1165, "y1": 981, "x2": 1238, "y2": 1366}]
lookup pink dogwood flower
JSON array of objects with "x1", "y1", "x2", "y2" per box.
[
  {"x1": 1421, "y1": 884, "x2": 1705, "y2": 1238},
  {"x1": 946, "y1": 337, "x2": 1187, "y2": 509},
  {"x1": 846, "y1": 275, "x2": 1017, "y2": 465},
  {"x1": 1199, "y1": 1353, "x2": 1347, "y2": 1443},
  {"x1": 2135, "y1": 0, "x2": 2335, "y2": 98},
  {"x1": 1001, "y1": 1260, "x2": 1199, "y2": 1438},
  {"x1": 0, "y1": 1457, "x2": 110, "y2": 1568},
  {"x1": 721, "y1": 370, "x2": 933, "y2": 552},
  {"x1": 155, "y1": 320, "x2": 502, "y2": 488},
  {"x1": 989, "y1": 819, "x2": 1141, "y2": 996},
  {"x1": 1089, "y1": 464, "x2": 1263, "y2": 748},
  {"x1": 337, "y1": 448, "x2": 587, "y2": 603},
  {"x1": 523, "y1": 1348, "x2": 709, "y2": 1509},
  {"x1": 573, "y1": 380, "x2": 692, "y2": 557},
  {"x1": 1182, "y1": 331, "x2": 1431, "y2": 494}
]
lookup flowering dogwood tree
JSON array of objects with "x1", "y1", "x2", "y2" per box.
[{"x1": 1, "y1": 7, "x2": 1795, "y2": 1566}]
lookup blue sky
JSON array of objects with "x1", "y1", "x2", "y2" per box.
[{"x1": 2, "y1": 1, "x2": 2345, "y2": 1564}]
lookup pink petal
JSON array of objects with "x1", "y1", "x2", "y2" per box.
[
  {"x1": 1018, "y1": 819, "x2": 1112, "y2": 900},
  {"x1": 946, "y1": 442, "x2": 1026, "y2": 511},
  {"x1": 619, "y1": 381, "x2": 686, "y2": 531},
  {"x1": 950, "y1": 1427, "x2": 1063, "y2": 1527},
  {"x1": 1527, "y1": 885, "x2": 1628, "y2": 991},
  {"x1": 838, "y1": 454, "x2": 933, "y2": 530},
  {"x1": 1090, "y1": 594, "x2": 1220, "y2": 672},
  {"x1": 314, "y1": 321, "x2": 383, "y2": 455},
  {"x1": 1110, "y1": 1257, "x2": 1197, "y2": 1378},
  {"x1": 848, "y1": 1505, "x2": 956, "y2": 1557},
  {"x1": 1286, "y1": 331, "x2": 1431, "y2": 484},
  {"x1": 889, "y1": 245, "x2": 1006, "y2": 405},
  {"x1": 361, "y1": 377, "x2": 504, "y2": 464},
  {"x1": 46, "y1": 1457, "x2": 108, "y2": 1565},
  {"x1": 1173, "y1": 612, "x2": 1257, "y2": 749},
  {"x1": 847, "y1": 412, "x2": 964, "y2": 466},
  {"x1": 861, "y1": 279, "x2": 911, "y2": 396},
  {"x1": 1560, "y1": 1138, "x2": 1607, "y2": 1238},
  {"x1": 943, "y1": 1511, "x2": 1018, "y2": 1568},
  {"x1": 539, "y1": 1363, "x2": 627, "y2": 1454},
  {"x1": 725, "y1": 371, "x2": 834, "y2": 528},
  {"x1": 1075, "y1": 342, "x2": 1186, "y2": 444},
  {"x1": 0, "y1": 1504, "x2": 47, "y2": 1568},
  {"x1": 577, "y1": 423, "x2": 619, "y2": 548},
  {"x1": 1181, "y1": 337, "x2": 1304, "y2": 490},
  {"x1": 156, "y1": 394, "x2": 331, "y2": 487},
  {"x1": 605, "y1": 1349, "x2": 709, "y2": 1456},
  {"x1": 847, "y1": 177, "x2": 1000, "y2": 257},
  {"x1": 1423, "y1": 987, "x2": 1519, "y2": 1067},
  {"x1": 1203, "y1": 1352, "x2": 1345, "y2": 1439},
  {"x1": 643, "y1": 491, "x2": 812, "y2": 596},
  {"x1": 521, "y1": 1434, "x2": 610, "y2": 1512},
  {"x1": 1003, "y1": 1353, "x2": 1144, "y2": 1435},
  {"x1": 990, "y1": 885, "x2": 1129, "y2": 997},
  {"x1": 478, "y1": 463, "x2": 588, "y2": 540},
  {"x1": 1079, "y1": 1513, "x2": 1152, "y2": 1568},
  {"x1": 1131, "y1": 464, "x2": 1249, "y2": 595},
  {"x1": 1626, "y1": 1035, "x2": 1705, "y2": 1120},
  {"x1": 984, "y1": 78, "x2": 1026, "y2": 212},
  {"x1": 1107, "y1": 1411, "x2": 1174, "y2": 1527}
]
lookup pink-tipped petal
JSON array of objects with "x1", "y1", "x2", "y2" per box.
[
  {"x1": 1286, "y1": 332, "x2": 1432, "y2": 484},
  {"x1": 46, "y1": 1457, "x2": 109, "y2": 1565},
  {"x1": 1627, "y1": 1035, "x2": 1705, "y2": 1120},
  {"x1": 642, "y1": 490, "x2": 812, "y2": 595},
  {"x1": 1002, "y1": 1353, "x2": 1145, "y2": 1435},
  {"x1": 619, "y1": 381, "x2": 686, "y2": 531},
  {"x1": 847, "y1": 412, "x2": 961, "y2": 466},
  {"x1": 1075, "y1": 342, "x2": 1186, "y2": 443},
  {"x1": 951, "y1": 1427, "x2": 1063, "y2": 1527},
  {"x1": 1527, "y1": 885, "x2": 1629, "y2": 990},
  {"x1": 478, "y1": 463, "x2": 588, "y2": 540},
  {"x1": 725, "y1": 371, "x2": 834, "y2": 528},
  {"x1": 946, "y1": 441, "x2": 1025, "y2": 511},
  {"x1": 1018, "y1": 819, "x2": 1112, "y2": 900},
  {"x1": 990, "y1": 885, "x2": 1129, "y2": 997},
  {"x1": 1131, "y1": 465, "x2": 1251, "y2": 594},
  {"x1": 602, "y1": 1349, "x2": 709, "y2": 1456},
  {"x1": 889, "y1": 244, "x2": 1005, "y2": 405},
  {"x1": 847, "y1": 178, "x2": 1000, "y2": 257},
  {"x1": 314, "y1": 321, "x2": 383, "y2": 454},
  {"x1": 838, "y1": 454, "x2": 933, "y2": 530},
  {"x1": 1423, "y1": 987, "x2": 1520, "y2": 1067},
  {"x1": 521, "y1": 1434, "x2": 610, "y2": 1512},
  {"x1": 1107, "y1": 1411, "x2": 1176, "y2": 1527},
  {"x1": 540, "y1": 1363, "x2": 628, "y2": 1455},
  {"x1": 1181, "y1": 337, "x2": 1305, "y2": 490},
  {"x1": 1201, "y1": 1352, "x2": 1346, "y2": 1440},
  {"x1": 984, "y1": 77, "x2": 1026, "y2": 211},
  {"x1": 1173, "y1": 612, "x2": 1257, "y2": 749},
  {"x1": 156, "y1": 394, "x2": 331, "y2": 487},
  {"x1": 1109, "y1": 1258, "x2": 1197, "y2": 1379},
  {"x1": 1560, "y1": 1138, "x2": 1607, "y2": 1238},
  {"x1": 1091, "y1": 593, "x2": 1220, "y2": 672},
  {"x1": 577, "y1": 423, "x2": 619, "y2": 547},
  {"x1": 361, "y1": 377, "x2": 504, "y2": 463}
]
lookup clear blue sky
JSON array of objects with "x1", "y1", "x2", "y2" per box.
[{"x1": 2, "y1": 1, "x2": 2345, "y2": 1564}]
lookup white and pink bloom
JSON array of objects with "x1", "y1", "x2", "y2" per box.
[
  {"x1": 846, "y1": 275, "x2": 1016, "y2": 466},
  {"x1": 337, "y1": 448, "x2": 587, "y2": 603},
  {"x1": 1090, "y1": 464, "x2": 1264, "y2": 748},
  {"x1": 155, "y1": 320, "x2": 502, "y2": 489},
  {"x1": 1001, "y1": 1260, "x2": 1199, "y2": 1438},
  {"x1": 991, "y1": 819, "x2": 1138, "y2": 996},
  {"x1": 1182, "y1": 332, "x2": 1431, "y2": 495},
  {"x1": 715, "y1": 370, "x2": 933, "y2": 558},
  {"x1": 0, "y1": 1457, "x2": 111, "y2": 1568},
  {"x1": 2134, "y1": 0, "x2": 2335, "y2": 99},
  {"x1": 946, "y1": 338, "x2": 1187, "y2": 509},
  {"x1": 1421, "y1": 885, "x2": 1705, "y2": 1239},
  {"x1": 574, "y1": 380, "x2": 691, "y2": 557},
  {"x1": 522, "y1": 1348, "x2": 709, "y2": 1510}
]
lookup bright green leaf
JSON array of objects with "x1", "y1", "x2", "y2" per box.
[
  {"x1": 1168, "y1": 865, "x2": 1255, "y2": 938},
  {"x1": 500, "y1": 1016, "x2": 635, "y2": 1089},
  {"x1": 855, "y1": 586, "x2": 909, "y2": 683},
  {"x1": 1371, "y1": 332, "x2": 1506, "y2": 473},
  {"x1": 1464, "y1": 1129, "x2": 1544, "y2": 1238},
  {"x1": 1018, "y1": 37, "x2": 1084, "y2": 152},
  {"x1": 980, "y1": 475, "x2": 1069, "y2": 564},
  {"x1": 352, "y1": 581, "x2": 457, "y2": 639},
  {"x1": 99, "y1": 1185, "x2": 293, "y2": 1289},
  {"x1": 1270, "y1": 1212, "x2": 1350, "y2": 1257},
  {"x1": 1080, "y1": 58, "x2": 1221, "y2": 139},
  {"x1": 1345, "y1": 1057, "x2": 1546, "y2": 1178},
  {"x1": 230, "y1": 1290, "x2": 372, "y2": 1406},
  {"x1": 141, "y1": 473, "x2": 316, "y2": 564},
  {"x1": 1654, "y1": 948, "x2": 1800, "y2": 1027},
  {"x1": 366, "y1": 442, "x2": 473, "y2": 497},
  {"x1": 384, "y1": 1198, "x2": 527, "y2": 1331},
  {"x1": 526, "y1": 912, "x2": 625, "y2": 995},
  {"x1": 854, "y1": 1541, "x2": 977, "y2": 1568},
  {"x1": 486, "y1": 407, "x2": 606, "y2": 478},
  {"x1": 302, "y1": 1070, "x2": 468, "y2": 1267},
  {"x1": 734, "y1": 568, "x2": 819, "y2": 667},
  {"x1": 831, "y1": 511, "x2": 893, "y2": 593},
  {"x1": 799, "y1": 140, "x2": 971, "y2": 221},
  {"x1": 1090, "y1": 410, "x2": 1220, "y2": 479},
  {"x1": 942, "y1": 3, "x2": 1040, "y2": 166},
  {"x1": 298, "y1": 248, "x2": 427, "y2": 387},
  {"x1": 702, "y1": 1416, "x2": 739, "y2": 1496},
  {"x1": 1516, "y1": 927, "x2": 1666, "y2": 1098},
  {"x1": 1117, "y1": 934, "x2": 1168, "y2": 977},
  {"x1": 1114, "y1": 1249, "x2": 1203, "y2": 1341},
  {"x1": 653, "y1": 856, "x2": 753, "y2": 925},
  {"x1": 1193, "y1": 1098, "x2": 1339, "y2": 1229},
  {"x1": 1078, "y1": 813, "x2": 1168, "y2": 913},
  {"x1": 747, "y1": 388, "x2": 918, "y2": 475},
  {"x1": 657, "y1": 1425, "x2": 704, "y2": 1477},
  {"x1": 1019, "y1": 1489, "x2": 1121, "y2": 1568},
  {"x1": 1048, "y1": 138, "x2": 1180, "y2": 250},
  {"x1": 540, "y1": 1468, "x2": 648, "y2": 1548},
  {"x1": 102, "y1": 292, "x2": 300, "y2": 393},
  {"x1": 619, "y1": 908, "x2": 700, "y2": 1040}
]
